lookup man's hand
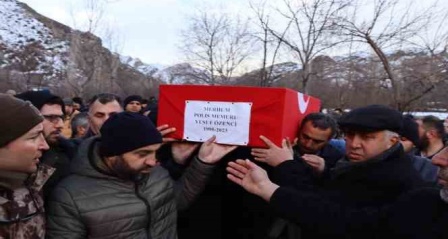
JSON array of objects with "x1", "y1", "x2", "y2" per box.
[
  {"x1": 226, "y1": 159, "x2": 279, "y2": 201},
  {"x1": 157, "y1": 124, "x2": 176, "y2": 143},
  {"x1": 171, "y1": 141, "x2": 200, "y2": 165},
  {"x1": 302, "y1": 154, "x2": 325, "y2": 174},
  {"x1": 198, "y1": 136, "x2": 237, "y2": 164},
  {"x1": 251, "y1": 135, "x2": 293, "y2": 167}
]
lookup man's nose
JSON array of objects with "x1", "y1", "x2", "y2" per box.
[
  {"x1": 56, "y1": 118, "x2": 64, "y2": 128},
  {"x1": 304, "y1": 139, "x2": 314, "y2": 148},
  {"x1": 39, "y1": 136, "x2": 50, "y2": 150},
  {"x1": 347, "y1": 135, "x2": 361, "y2": 148},
  {"x1": 145, "y1": 157, "x2": 158, "y2": 167}
]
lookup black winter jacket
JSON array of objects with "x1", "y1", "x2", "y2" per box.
[
  {"x1": 46, "y1": 137, "x2": 215, "y2": 239},
  {"x1": 269, "y1": 144, "x2": 426, "y2": 239}
]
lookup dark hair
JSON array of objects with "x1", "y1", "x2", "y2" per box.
[
  {"x1": 421, "y1": 115, "x2": 445, "y2": 138},
  {"x1": 72, "y1": 97, "x2": 84, "y2": 105},
  {"x1": 88, "y1": 93, "x2": 122, "y2": 106},
  {"x1": 71, "y1": 112, "x2": 89, "y2": 138},
  {"x1": 46, "y1": 96, "x2": 66, "y2": 115},
  {"x1": 300, "y1": 113, "x2": 338, "y2": 139}
]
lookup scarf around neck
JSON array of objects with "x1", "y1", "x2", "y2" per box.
[{"x1": 332, "y1": 143, "x2": 402, "y2": 177}]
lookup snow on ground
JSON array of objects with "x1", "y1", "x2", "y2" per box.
[
  {"x1": 406, "y1": 111, "x2": 448, "y2": 120},
  {"x1": 0, "y1": 0, "x2": 69, "y2": 71},
  {"x1": 326, "y1": 108, "x2": 448, "y2": 120},
  {"x1": 0, "y1": 0, "x2": 51, "y2": 48}
]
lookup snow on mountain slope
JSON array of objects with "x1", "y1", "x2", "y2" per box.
[{"x1": 0, "y1": 0, "x2": 69, "y2": 73}]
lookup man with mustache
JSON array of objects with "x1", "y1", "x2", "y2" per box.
[
  {"x1": 249, "y1": 112, "x2": 344, "y2": 238},
  {"x1": 228, "y1": 105, "x2": 426, "y2": 239},
  {"x1": 46, "y1": 112, "x2": 236, "y2": 238},
  {"x1": 16, "y1": 91, "x2": 76, "y2": 200},
  {"x1": 252, "y1": 112, "x2": 344, "y2": 175},
  {"x1": 0, "y1": 94, "x2": 53, "y2": 239}
]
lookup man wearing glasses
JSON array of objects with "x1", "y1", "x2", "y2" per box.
[
  {"x1": 16, "y1": 91, "x2": 76, "y2": 200},
  {"x1": 0, "y1": 94, "x2": 54, "y2": 239}
]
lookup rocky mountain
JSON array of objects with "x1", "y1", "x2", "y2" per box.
[
  {"x1": 1, "y1": 0, "x2": 447, "y2": 111},
  {"x1": 0, "y1": 0, "x2": 160, "y2": 99},
  {"x1": 120, "y1": 55, "x2": 212, "y2": 85},
  {"x1": 121, "y1": 53, "x2": 303, "y2": 86},
  {"x1": 0, "y1": 0, "x2": 303, "y2": 98},
  {"x1": 236, "y1": 62, "x2": 302, "y2": 87}
]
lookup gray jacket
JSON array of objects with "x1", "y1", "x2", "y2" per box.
[
  {"x1": 46, "y1": 137, "x2": 215, "y2": 239},
  {"x1": 410, "y1": 154, "x2": 438, "y2": 184}
]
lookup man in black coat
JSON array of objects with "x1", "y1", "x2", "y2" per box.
[
  {"x1": 250, "y1": 112, "x2": 344, "y2": 238},
  {"x1": 252, "y1": 112, "x2": 343, "y2": 172},
  {"x1": 227, "y1": 105, "x2": 427, "y2": 239},
  {"x1": 386, "y1": 146, "x2": 448, "y2": 238},
  {"x1": 178, "y1": 113, "x2": 343, "y2": 239}
]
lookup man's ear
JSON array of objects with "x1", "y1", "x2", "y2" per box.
[
  {"x1": 77, "y1": 126, "x2": 86, "y2": 135},
  {"x1": 427, "y1": 129, "x2": 437, "y2": 138},
  {"x1": 103, "y1": 155, "x2": 117, "y2": 164},
  {"x1": 389, "y1": 135, "x2": 399, "y2": 147}
]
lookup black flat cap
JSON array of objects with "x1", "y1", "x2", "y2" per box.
[{"x1": 338, "y1": 105, "x2": 403, "y2": 133}]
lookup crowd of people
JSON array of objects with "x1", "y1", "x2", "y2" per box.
[{"x1": 0, "y1": 89, "x2": 447, "y2": 239}]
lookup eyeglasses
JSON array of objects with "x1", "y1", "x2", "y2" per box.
[{"x1": 42, "y1": 114, "x2": 64, "y2": 123}]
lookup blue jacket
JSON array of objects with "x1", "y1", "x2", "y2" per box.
[{"x1": 410, "y1": 155, "x2": 438, "y2": 183}]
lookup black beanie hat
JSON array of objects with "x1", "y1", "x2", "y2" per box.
[
  {"x1": 123, "y1": 95, "x2": 143, "y2": 108},
  {"x1": 99, "y1": 112, "x2": 163, "y2": 157},
  {"x1": 16, "y1": 91, "x2": 65, "y2": 114},
  {"x1": 0, "y1": 94, "x2": 43, "y2": 147},
  {"x1": 400, "y1": 115, "x2": 420, "y2": 147},
  {"x1": 338, "y1": 105, "x2": 403, "y2": 133}
]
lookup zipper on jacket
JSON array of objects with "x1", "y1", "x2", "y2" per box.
[{"x1": 134, "y1": 182, "x2": 152, "y2": 238}]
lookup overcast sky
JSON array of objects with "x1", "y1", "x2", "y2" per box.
[
  {"x1": 19, "y1": 0, "x2": 250, "y2": 66},
  {"x1": 19, "y1": 0, "x2": 448, "y2": 68}
]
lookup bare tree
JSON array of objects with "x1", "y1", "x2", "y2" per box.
[
  {"x1": 68, "y1": 0, "x2": 123, "y2": 37},
  {"x1": 333, "y1": 0, "x2": 439, "y2": 110},
  {"x1": 83, "y1": 0, "x2": 105, "y2": 33},
  {"x1": 65, "y1": 0, "x2": 126, "y2": 97},
  {"x1": 256, "y1": 0, "x2": 349, "y2": 93},
  {"x1": 180, "y1": 10, "x2": 256, "y2": 85},
  {"x1": 408, "y1": 6, "x2": 448, "y2": 56},
  {"x1": 68, "y1": 0, "x2": 103, "y2": 33},
  {"x1": 249, "y1": 1, "x2": 285, "y2": 87},
  {"x1": 402, "y1": 7, "x2": 448, "y2": 109}
]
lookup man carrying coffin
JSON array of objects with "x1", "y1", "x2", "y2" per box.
[
  {"x1": 46, "y1": 112, "x2": 236, "y2": 239},
  {"x1": 227, "y1": 105, "x2": 425, "y2": 239},
  {"x1": 249, "y1": 112, "x2": 344, "y2": 238},
  {"x1": 251, "y1": 112, "x2": 343, "y2": 175}
]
